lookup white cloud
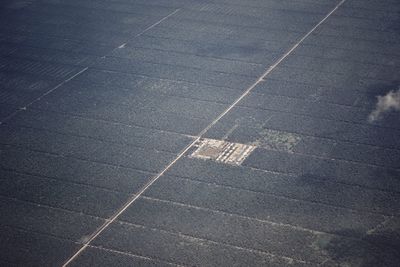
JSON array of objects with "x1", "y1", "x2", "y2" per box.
[{"x1": 368, "y1": 88, "x2": 400, "y2": 122}]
